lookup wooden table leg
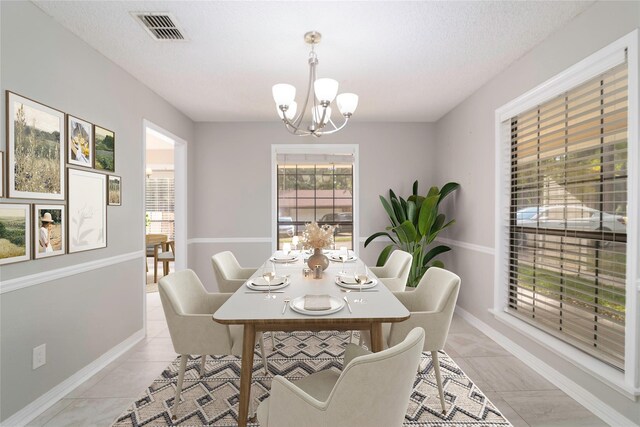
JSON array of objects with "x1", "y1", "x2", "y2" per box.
[
  {"x1": 370, "y1": 322, "x2": 383, "y2": 352},
  {"x1": 238, "y1": 323, "x2": 256, "y2": 427}
]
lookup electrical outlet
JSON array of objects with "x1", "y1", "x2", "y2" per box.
[{"x1": 33, "y1": 344, "x2": 46, "y2": 370}]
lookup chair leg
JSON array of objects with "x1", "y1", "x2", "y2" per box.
[
  {"x1": 432, "y1": 350, "x2": 446, "y2": 414},
  {"x1": 154, "y1": 259, "x2": 158, "y2": 283},
  {"x1": 270, "y1": 332, "x2": 276, "y2": 350},
  {"x1": 259, "y1": 333, "x2": 269, "y2": 375},
  {"x1": 172, "y1": 354, "x2": 188, "y2": 420},
  {"x1": 200, "y1": 354, "x2": 206, "y2": 378}
]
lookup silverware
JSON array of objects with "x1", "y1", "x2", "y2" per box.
[
  {"x1": 340, "y1": 289, "x2": 379, "y2": 293},
  {"x1": 343, "y1": 296, "x2": 353, "y2": 313},
  {"x1": 281, "y1": 298, "x2": 290, "y2": 314},
  {"x1": 244, "y1": 291, "x2": 285, "y2": 294}
]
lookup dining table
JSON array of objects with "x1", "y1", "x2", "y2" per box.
[{"x1": 213, "y1": 250, "x2": 411, "y2": 427}]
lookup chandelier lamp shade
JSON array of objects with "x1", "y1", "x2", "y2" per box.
[{"x1": 272, "y1": 31, "x2": 358, "y2": 137}]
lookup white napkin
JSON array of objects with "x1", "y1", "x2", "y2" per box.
[
  {"x1": 304, "y1": 294, "x2": 332, "y2": 311},
  {"x1": 251, "y1": 277, "x2": 284, "y2": 287}
]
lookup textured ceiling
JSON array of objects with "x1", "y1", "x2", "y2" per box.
[{"x1": 33, "y1": 1, "x2": 593, "y2": 122}]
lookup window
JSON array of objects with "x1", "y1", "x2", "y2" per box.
[
  {"x1": 509, "y1": 61, "x2": 628, "y2": 370},
  {"x1": 146, "y1": 171, "x2": 175, "y2": 240},
  {"x1": 495, "y1": 30, "x2": 638, "y2": 392},
  {"x1": 273, "y1": 147, "x2": 357, "y2": 251}
]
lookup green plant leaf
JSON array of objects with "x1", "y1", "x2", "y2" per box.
[
  {"x1": 438, "y1": 182, "x2": 460, "y2": 204},
  {"x1": 432, "y1": 214, "x2": 445, "y2": 232},
  {"x1": 364, "y1": 231, "x2": 397, "y2": 247},
  {"x1": 376, "y1": 244, "x2": 395, "y2": 266},
  {"x1": 412, "y1": 180, "x2": 419, "y2": 197},
  {"x1": 391, "y1": 197, "x2": 406, "y2": 223},
  {"x1": 418, "y1": 195, "x2": 439, "y2": 236},
  {"x1": 380, "y1": 195, "x2": 398, "y2": 226},
  {"x1": 389, "y1": 189, "x2": 398, "y2": 202},
  {"x1": 395, "y1": 220, "x2": 417, "y2": 243},
  {"x1": 431, "y1": 260, "x2": 445, "y2": 269},
  {"x1": 422, "y1": 245, "x2": 451, "y2": 265},
  {"x1": 427, "y1": 186, "x2": 439, "y2": 197},
  {"x1": 406, "y1": 200, "x2": 417, "y2": 225}
]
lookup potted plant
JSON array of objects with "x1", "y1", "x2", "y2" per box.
[
  {"x1": 301, "y1": 222, "x2": 335, "y2": 271},
  {"x1": 365, "y1": 180, "x2": 459, "y2": 287}
]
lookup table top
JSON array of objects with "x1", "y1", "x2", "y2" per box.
[{"x1": 213, "y1": 251, "x2": 410, "y2": 325}]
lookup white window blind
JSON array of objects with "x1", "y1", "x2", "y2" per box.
[
  {"x1": 508, "y1": 60, "x2": 628, "y2": 370},
  {"x1": 146, "y1": 175, "x2": 175, "y2": 240}
]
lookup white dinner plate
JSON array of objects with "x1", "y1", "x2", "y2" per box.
[
  {"x1": 246, "y1": 277, "x2": 290, "y2": 291},
  {"x1": 328, "y1": 254, "x2": 358, "y2": 262},
  {"x1": 289, "y1": 295, "x2": 345, "y2": 316},
  {"x1": 270, "y1": 255, "x2": 299, "y2": 263},
  {"x1": 334, "y1": 276, "x2": 377, "y2": 290}
]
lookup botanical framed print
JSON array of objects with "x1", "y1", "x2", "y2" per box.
[
  {"x1": 34, "y1": 204, "x2": 65, "y2": 259},
  {"x1": 0, "y1": 203, "x2": 31, "y2": 265},
  {"x1": 7, "y1": 92, "x2": 65, "y2": 200},
  {"x1": 94, "y1": 126, "x2": 115, "y2": 172},
  {"x1": 68, "y1": 168, "x2": 106, "y2": 253},
  {"x1": 67, "y1": 115, "x2": 93, "y2": 167},
  {"x1": 107, "y1": 175, "x2": 121, "y2": 206}
]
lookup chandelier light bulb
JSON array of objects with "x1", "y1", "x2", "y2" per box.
[
  {"x1": 314, "y1": 78, "x2": 339, "y2": 103},
  {"x1": 277, "y1": 101, "x2": 297, "y2": 120},
  {"x1": 337, "y1": 93, "x2": 359, "y2": 116},
  {"x1": 272, "y1": 84, "x2": 296, "y2": 107},
  {"x1": 313, "y1": 105, "x2": 331, "y2": 125}
]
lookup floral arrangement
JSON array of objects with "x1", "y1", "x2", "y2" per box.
[{"x1": 301, "y1": 222, "x2": 335, "y2": 249}]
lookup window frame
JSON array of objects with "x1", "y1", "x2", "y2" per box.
[
  {"x1": 271, "y1": 144, "x2": 359, "y2": 255},
  {"x1": 494, "y1": 30, "x2": 639, "y2": 397}
]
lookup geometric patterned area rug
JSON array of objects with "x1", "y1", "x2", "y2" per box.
[{"x1": 112, "y1": 331, "x2": 511, "y2": 426}]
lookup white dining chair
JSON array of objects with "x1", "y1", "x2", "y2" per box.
[
  {"x1": 159, "y1": 269, "x2": 269, "y2": 420},
  {"x1": 361, "y1": 267, "x2": 461, "y2": 413},
  {"x1": 211, "y1": 251, "x2": 257, "y2": 293},
  {"x1": 211, "y1": 251, "x2": 277, "y2": 349},
  {"x1": 257, "y1": 327, "x2": 425, "y2": 427},
  {"x1": 368, "y1": 249, "x2": 413, "y2": 291}
]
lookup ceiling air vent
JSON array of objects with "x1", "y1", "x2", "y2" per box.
[{"x1": 133, "y1": 12, "x2": 187, "y2": 41}]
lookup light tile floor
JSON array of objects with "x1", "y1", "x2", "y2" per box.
[{"x1": 27, "y1": 292, "x2": 607, "y2": 427}]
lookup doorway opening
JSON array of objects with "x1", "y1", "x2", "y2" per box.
[{"x1": 143, "y1": 121, "x2": 187, "y2": 293}]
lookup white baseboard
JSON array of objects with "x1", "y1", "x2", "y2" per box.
[
  {"x1": 454, "y1": 306, "x2": 637, "y2": 427},
  {"x1": 1, "y1": 328, "x2": 145, "y2": 427}
]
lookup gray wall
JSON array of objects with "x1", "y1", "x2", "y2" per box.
[
  {"x1": 434, "y1": 1, "x2": 640, "y2": 423},
  {"x1": 0, "y1": 2, "x2": 194, "y2": 420},
  {"x1": 189, "y1": 122, "x2": 436, "y2": 290}
]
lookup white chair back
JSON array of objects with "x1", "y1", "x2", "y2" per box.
[
  {"x1": 211, "y1": 251, "x2": 247, "y2": 292},
  {"x1": 369, "y1": 250, "x2": 413, "y2": 290},
  {"x1": 159, "y1": 269, "x2": 233, "y2": 355}
]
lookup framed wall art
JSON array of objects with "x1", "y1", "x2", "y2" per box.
[
  {"x1": 0, "y1": 203, "x2": 31, "y2": 265},
  {"x1": 67, "y1": 115, "x2": 93, "y2": 167},
  {"x1": 94, "y1": 126, "x2": 115, "y2": 172},
  {"x1": 6, "y1": 92, "x2": 65, "y2": 200},
  {"x1": 68, "y1": 168, "x2": 106, "y2": 253},
  {"x1": 107, "y1": 175, "x2": 121, "y2": 206},
  {"x1": 34, "y1": 204, "x2": 65, "y2": 259}
]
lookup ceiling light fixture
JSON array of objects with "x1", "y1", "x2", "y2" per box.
[{"x1": 272, "y1": 31, "x2": 358, "y2": 137}]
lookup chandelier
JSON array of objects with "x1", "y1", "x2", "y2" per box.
[{"x1": 272, "y1": 31, "x2": 358, "y2": 137}]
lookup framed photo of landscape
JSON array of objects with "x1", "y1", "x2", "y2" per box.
[
  {"x1": 107, "y1": 175, "x2": 121, "y2": 206},
  {"x1": 67, "y1": 115, "x2": 93, "y2": 168},
  {"x1": 94, "y1": 126, "x2": 115, "y2": 172},
  {"x1": 34, "y1": 204, "x2": 65, "y2": 259},
  {"x1": 68, "y1": 168, "x2": 106, "y2": 253},
  {"x1": 7, "y1": 92, "x2": 65, "y2": 200},
  {"x1": 0, "y1": 203, "x2": 31, "y2": 265}
]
